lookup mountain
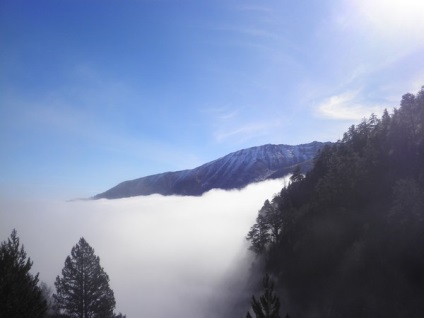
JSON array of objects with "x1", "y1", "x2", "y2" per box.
[{"x1": 93, "y1": 141, "x2": 329, "y2": 199}]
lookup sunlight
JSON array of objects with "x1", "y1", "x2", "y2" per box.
[{"x1": 357, "y1": 0, "x2": 424, "y2": 34}]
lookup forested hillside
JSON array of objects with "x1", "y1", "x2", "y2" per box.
[{"x1": 246, "y1": 87, "x2": 424, "y2": 317}]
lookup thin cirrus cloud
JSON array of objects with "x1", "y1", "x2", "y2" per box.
[
  {"x1": 214, "y1": 121, "x2": 274, "y2": 143},
  {"x1": 206, "y1": 104, "x2": 278, "y2": 144},
  {"x1": 316, "y1": 90, "x2": 387, "y2": 121},
  {"x1": 217, "y1": 109, "x2": 240, "y2": 121},
  {"x1": 0, "y1": 94, "x2": 204, "y2": 192},
  {"x1": 234, "y1": 4, "x2": 273, "y2": 13}
]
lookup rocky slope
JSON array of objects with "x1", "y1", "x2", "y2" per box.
[{"x1": 94, "y1": 141, "x2": 328, "y2": 199}]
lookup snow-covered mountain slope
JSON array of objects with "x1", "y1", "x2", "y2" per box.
[{"x1": 94, "y1": 141, "x2": 329, "y2": 199}]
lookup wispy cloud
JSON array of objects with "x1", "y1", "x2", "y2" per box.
[
  {"x1": 205, "y1": 23, "x2": 283, "y2": 43},
  {"x1": 200, "y1": 106, "x2": 240, "y2": 121},
  {"x1": 234, "y1": 4, "x2": 272, "y2": 13},
  {"x1": 214, "y1": 121, "x2": 275, "y2": 143},
  {"x1": 203, "y1": 104, "x2": 275, "y2": 144},
  {"x1": 233, "y1": 26, "x2": 281, "y2": 40},
  {"x1": 218, "y1": 109, "x2": 239, "y2": 120},
  {"x1": 316, "y1": 90, "x2": 387, "y2": 121},
  {"x1": 0, "y1": 71, "x2": 206, "y2": 193}
]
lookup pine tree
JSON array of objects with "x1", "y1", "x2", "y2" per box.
[
  {"x1": 246, "y1": 274, "x2": 281, "y2": 318},
  {"x1": 54, "y1": 237, "x2": 116, "y2": 318},
  {"x1": 0, "y1": 229, "x2": 47, "y2": 318},
  {"x1": 290, "y1": 165, "x2": 304, "y2": 183},
  {"x1": 263, "y1": 200, "x2": 283, "y2": 244},
  {"x1": 246, "y1": 214, "x2": 271, "y2": 255}
]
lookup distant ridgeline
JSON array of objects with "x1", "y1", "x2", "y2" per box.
[
  {"x1": 245, "y1": 87, "x2": 424, "y2": 318},
  {"x1": 94, "y1": 142, "x2": 329, "y2": 199}
]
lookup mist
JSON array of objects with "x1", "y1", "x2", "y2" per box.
[{"x1": 0, "y1": 178, "x2": 288, "y2": 317}]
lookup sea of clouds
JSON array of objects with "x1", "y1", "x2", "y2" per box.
[{"x1": 0, "y1": 178, "x2": 289, "y2": 317}]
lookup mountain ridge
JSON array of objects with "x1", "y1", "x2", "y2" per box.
[{"x1": 94, "y1": 141, "x2": 329, "y2": 199}]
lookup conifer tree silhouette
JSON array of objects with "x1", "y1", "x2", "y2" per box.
[{"x1": 246, "y1": 274, "x2": 282, "y2": 318}]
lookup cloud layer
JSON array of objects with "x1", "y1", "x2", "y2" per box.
[{"x1": 0, "y1": 178, "x2": 288, "y2": 317}]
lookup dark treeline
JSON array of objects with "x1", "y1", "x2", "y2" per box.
[
  {"x1": 0, "y1": 230, "x2": 126, "y2": 318},
  {"x1": 246, "y1": 87, "x2": 424, "y2": 317}
]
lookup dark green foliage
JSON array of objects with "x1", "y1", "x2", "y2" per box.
[
  {"x1": 263, "y1": 200, "x2": 284, "y2": 244},
  {"x1": 246, "y1": 87, "x2": 424, "y2": 317},
  {"x1": 54, "y1": 237, "x2": 116, "y2": 318},
  {"x1": 246, "y1": 206, "x2": 271, "y2": 254},
  {"x1": 289, "y1": 165, "x2": 304, "y2": 184},
  {"x1": 0, "y1": 229, "x2": 47, "y2": 318},
  {"x1": 246, "y1": 274, "x2": 281, "y2": 318}
]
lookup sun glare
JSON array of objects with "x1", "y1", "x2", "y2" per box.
[{"x1": 358, "y1": 0, "x2": 424, "y2": 33}]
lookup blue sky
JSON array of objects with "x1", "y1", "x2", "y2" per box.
[{"x1": 1, "y1": 0, "x2": 424, "y2": 199}]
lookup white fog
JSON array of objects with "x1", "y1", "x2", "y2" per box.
[{"x1": 0, "y1": 178, "x2": 289, "y2": 317}]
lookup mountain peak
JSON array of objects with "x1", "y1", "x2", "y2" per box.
[{"x1": 94, "y1": 141, "x2": 329, "y2": 199}]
